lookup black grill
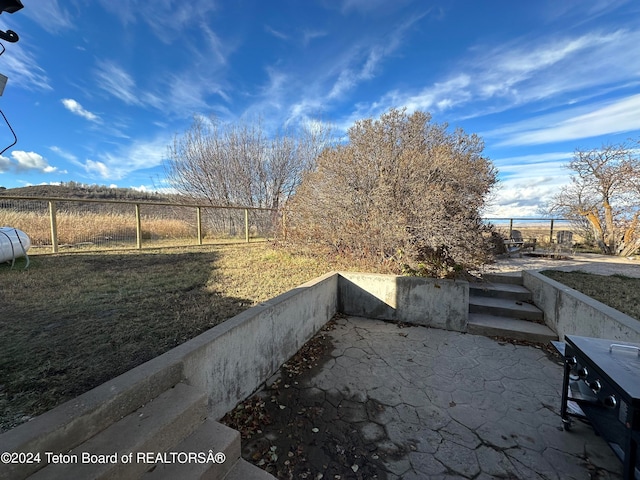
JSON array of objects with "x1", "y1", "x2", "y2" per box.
[{"x1": 554, "y1": 335, "x2": 640, "y2": 480}]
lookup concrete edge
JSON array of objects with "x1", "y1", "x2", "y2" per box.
[{"x1": 522, "y1": 270, "x2": 640, "y2": 342}]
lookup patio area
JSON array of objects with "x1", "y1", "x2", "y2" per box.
[{"x1": 230, "y1": 315, "x2": 624, "y2": 479}]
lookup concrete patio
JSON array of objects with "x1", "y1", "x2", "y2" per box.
[{"x1": 236, "y1": 315, "x2": 624, "y2": 479}]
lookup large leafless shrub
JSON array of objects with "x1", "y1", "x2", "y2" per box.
[
  {"x1": 165, "y1": 115, "x2": 334, "y2": 210},
  {"x1": 285, "y1": 108, "x2": 498, "y2": 277},
  {"x1": 165, "y1": 115, "x2": 334, "y2": 237}
]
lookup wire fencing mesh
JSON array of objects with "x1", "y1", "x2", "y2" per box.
[{"x1": 0, "y1": 197, "x2": 278, "y2": 253}]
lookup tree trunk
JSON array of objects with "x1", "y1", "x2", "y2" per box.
[{"x1": 583, "y1": 210, "x2": 611, "y2": 254}]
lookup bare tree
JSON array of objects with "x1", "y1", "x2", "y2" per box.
[
  {"x1": 546, "y1": 141, "x2": 640, "y2": 256},
  {"x1": 165, "y1": 115, "x2": 334, "y2": 209},
  {"x1": 285, "y1": 108, "x2": 498, "y2": 277}
]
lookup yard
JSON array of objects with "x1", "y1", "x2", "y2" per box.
[
  {"x1": 0, "y1": 244, "x2": 369, "y2": 433},
  {"x1": 1, "y1": 245, "x2": 637, "y2": 434}
]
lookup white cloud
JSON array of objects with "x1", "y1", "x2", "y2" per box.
[
  {"x1": 82, "y1": 137, "x2": 170, "y2": 181},
  {"x1": 61, "y1": 99, "x2": 101, "y2": 122},
  {"x1": 49, "y1": 146, "x2": 78, "y2": 163},
  {"x1": 265, "y1": 25, "x2": 289, "y2": 40},
  {"x1": 0, "y1": 151, "x2": 58, "y2": 173},
  {"x1": 98, "y1": 0, "x2": 218, "y2": 42},
  {"x1": 93, "y1": 60, "x2": 161, "y2": 108},
  {"x1": 0, "y1": 30, "x2": 51, "y2": 91},
  {"x1": 341, "y1": 0, "x2": 412, "y2": 14},
  {"x1": 347, "y1": 27, "x2": 640, "y2": 127},
  {"x1": 484, "y1": 175, "x2": 570, "y2": 218},
  {"x1": 0, "y1": 155, "x2": 10, "y2": 173},
  {"x1": 93, "y1": 60, "x2": 143, "y2": 106},
  {"x1": 483, "y1": 152, "x2": 575, "y2": 217},
  {"x1": 21, "y1": 0, "x2": 74, "y2": 34},
  {"x1": 302, "y1": 29, "x2": 327, "y2": 46},
  {"x1": 327, "y1": 14, "x2": 423, "y2": 102},
  {"x1": 84, "y1": 159, "x2": 110, "y2": 178},
  {"x1": 495, "y1": 94, "x2": 640, "y2": 146}
]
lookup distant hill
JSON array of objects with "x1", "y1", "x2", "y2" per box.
[{"x1": 0, "y1": 183, "x2": 175, "y2": 202}]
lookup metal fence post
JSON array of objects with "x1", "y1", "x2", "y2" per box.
[
  {"x1": 49, "y1": 200, "x2": 58, "y2": 253},
  {"x1": 245, "y1": 208, "x2": 249, "y2": 243},
  {"x1": 196, "y1": 206, "x2": 203, "y2": 245},
  {"x1": 135, "y1": 204, "x2": 142, "y2": 249}
]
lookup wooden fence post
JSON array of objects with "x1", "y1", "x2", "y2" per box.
[
  {"x1": 196, "y1": 206, "x2": 203, "y2": 245},
  {"x1": 549, "y1": 219, "x2": 555, "y2": 244},
  {"x1": 135, "y1": 204, "x2": 142, "y2": 249},
  {"x1": 49, "y1": 200, "x2": 58, "y2": 253},
  {"x1": 244, "y1": 208, "x2": 249, "y2": 243}
]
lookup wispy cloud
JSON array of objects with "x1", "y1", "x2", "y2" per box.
[
  {"x1": 327, "y1": 13, "x2": 424, "y2": 101},
  {"x1": 466, "y1": 30, "x2": 637, "y2": 108},
  {"x1": 302, "y1": 29, "x2": 327, "y2": 46},
  {"x1": 346, "y1": 27, "x2": 640, "y2": 127},
  {"x1": 83, "y1": 137, "x2": 170, "y2": 180},
  {"x1": 61, "y1": 99, "x2": 101, "y2": 122},
  {"x1": 93, "y1": 60, "x2": 165, "y2": 112},
  {"x1": 49, "y1": 146, "x2": 78, "y2": 163},
  {"x1": 98, "y1": 0, "x2": 218, "y2": 42},
  {"x1": 273, "y1": 12, "x2": 427, "y2": 126},
  {"x1": 21, "y1": 0, "x2": 74, "y2": 34},
  {"x1": 0, "y1": 34, "x2": 51, "y2": 91},
  {"x1": 340, "y1": 0, "x2": 412, "y2": 14},
  {"x1": 494, "y1": 94, "x2": 640, "y2": 146},
  {"x1": 94, "y1": 60, "x2": 144, "y2": 106},
  {"x1": 265, "y1": 25, "x2": 289, "y2": 40},
  {"x1": 0, "y1": 151, "x2": 58, "y2": 173}
]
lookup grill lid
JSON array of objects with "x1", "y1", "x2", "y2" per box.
[{"x1": 566, "y1": 335, "x2": 640, "y2": 403}]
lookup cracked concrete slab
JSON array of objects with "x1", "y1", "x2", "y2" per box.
[{"x1": 232, "y1": 316, "x2": 624, "y2": 479}]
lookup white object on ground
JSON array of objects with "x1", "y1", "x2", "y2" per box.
[{"x1": 0, "y1": 227, "x2": 31, "y2": 263}]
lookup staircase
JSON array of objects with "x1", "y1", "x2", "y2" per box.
[
  {"x1": 28, "y1": 382, "x2": 274, "y2": 480},
  {"x1": 468, "y1": 274, "x2": 557, "y2": 343}
]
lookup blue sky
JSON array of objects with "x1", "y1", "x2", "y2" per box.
[{"x1": 0, "y1": 0, "x2": 639, "y2": 217}]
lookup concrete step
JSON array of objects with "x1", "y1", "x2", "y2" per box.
[
  {"x1": 480, "y1": 273, "x2": 523, "y2": 285},
  {"x1": 31, "y1": 383, "x2": 207, "y2": 480},
  {"x1": 224, "y1": 459, "x2": 277, "y2": 480},
  {"x1": 469, "y1": 282, "x2": 532, "y2": 301},
  {"x1": 144, "y1": 419, "x2": 241, "y2": 480},
  {"x1": 468, "y1": 313, "x2": 558, "y2": 343},
  {"x1": 469, "y1": 296, "x2": 544, "y2": 322}
]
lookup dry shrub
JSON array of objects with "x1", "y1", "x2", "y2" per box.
[{"x1": 286, "y1": 108, "x2": 498, "y2": 277}]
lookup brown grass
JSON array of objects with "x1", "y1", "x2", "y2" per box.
[
  {"x1": 0, "y1": 243, "x2": 383, "y2": 432},
  {"x1": 540, "y1": 270, "x2": 640, "y2": 320}
]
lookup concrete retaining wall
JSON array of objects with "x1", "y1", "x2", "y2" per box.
[
  {"x1": 0, "y1": 271, "x2": 339, "y2": 478},
  {"x1": 181, "y1": 271, "x2": 339, "y2": 419},
  {"x1": 338, "y1": 272, "x2": 469, "y2": 332},
  {"x1": 523, "y1": 270, "x2": 640, "y2": 342}
]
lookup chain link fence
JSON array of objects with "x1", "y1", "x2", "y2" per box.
[{"x1": 0, "y1": 196, "x2": 279, "y2": 253}]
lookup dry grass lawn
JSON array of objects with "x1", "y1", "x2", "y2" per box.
[
  {"x1": 540, "y1": 270, "x2": 640, "y2": 320},
  {"x1": 0, "y1": 243, "x2": 377, "y2": 433}
]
